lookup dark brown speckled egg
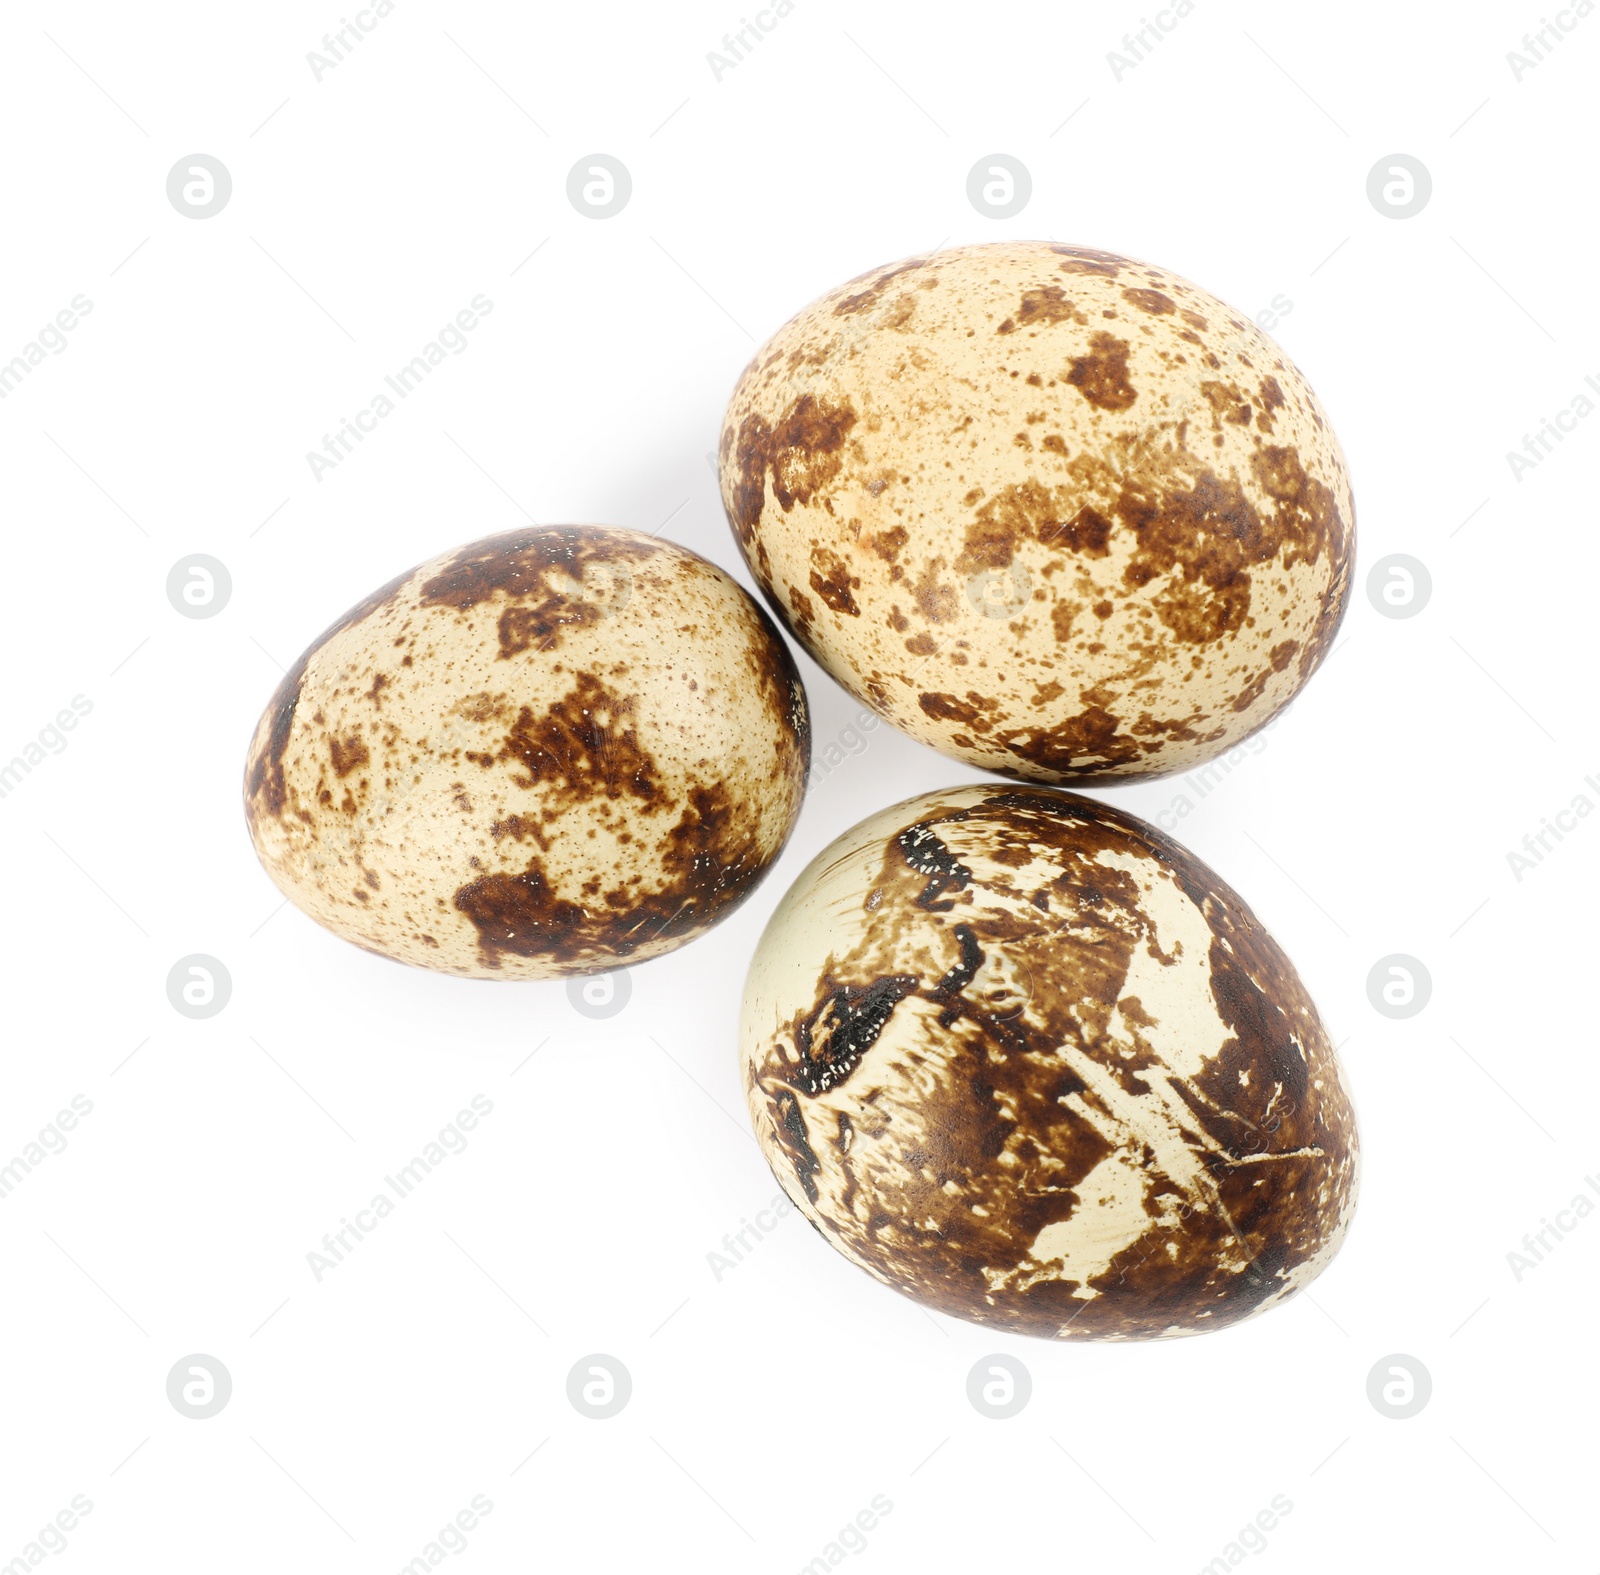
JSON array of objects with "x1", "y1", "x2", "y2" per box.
[
  {"x1": 740, "y1": 784, "x2": 1359, "y2": 1340},
  {"x1": 244, "y1": 526, "x2": 809, "y2": 979},
  {"x1": 719, "y1": 241, "x2": 1354, "y2": 785}
]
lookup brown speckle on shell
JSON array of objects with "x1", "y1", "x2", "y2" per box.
[{"x1": 741, "y1": 785, "x2": 1359, "y2": 1341}]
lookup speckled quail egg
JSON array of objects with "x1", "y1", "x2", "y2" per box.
[
  {"x1": 243, "y1": 526, "x2": 810, "y2": 979},
  {"x1": 719, "y1": 241, "x2": 1354, "y2": 784},
  {"x1": 741, "y1": 784, "x2": 1359, "y2": 1339}
]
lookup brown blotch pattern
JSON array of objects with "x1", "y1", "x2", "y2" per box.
[
  {"x1": 832, "y1": 257, "x2": 931, "y2": 318},
  {"x1": 244, "y1": 566, "x2": 416, "y2": 822},
  {"x1": 328, "y1": 736, "x2": 369, "y2": 778},
  {"x1": 419, "y1": 526, "x2": 654, "y2": 660},
  {"x1": 808, "y1": 546, "x2": 861, "y2": 616},
  {"x1": 726, "y1": 393, "x2": 859, "y2": 547},
  {"x1": 453, "y1": 782, "x2": 763, "y2": 970},
  {"x1": 479, "y1": 672, "x2": 663, "y2": 809},
  {"x1": 1123, "y1": 286, "x2": 1176, "y2": 315},
  {"x1": 996, "y1": 285, "x2": 1086, "y2": 335},
  {"x1": 1066, "y1": 331, "x2": 1138, "y2": 412}
]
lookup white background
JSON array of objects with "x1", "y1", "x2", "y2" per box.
[{"x1": 1, "y1": 0, "x2": 1595, "y2": 1570}]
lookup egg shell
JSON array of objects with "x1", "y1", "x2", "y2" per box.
[
  {"x1": 719, "y1": 240, "x2": 1354, "y2": 784},
  {"x1": 741, "y1": 784, "x2": 1359, "y2": 1340},
  {"x1": 243, "y1": 526, "x2": 809, "y2": 979}
]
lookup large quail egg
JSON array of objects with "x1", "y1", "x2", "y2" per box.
[
  {"x1": 719, "y1": 241, "x2": 1353, "y2": 783},
  {"x1": 741, "y1": 783, "x2": 1359, "y2": 1339}
]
